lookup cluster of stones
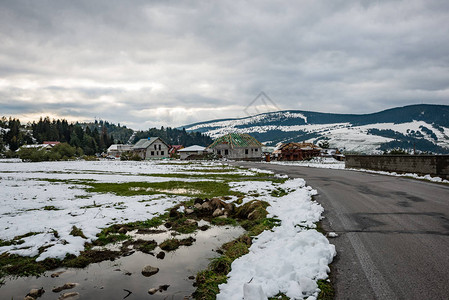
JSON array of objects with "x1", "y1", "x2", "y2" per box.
[
  {"x1": 24, "y1": 279, "x2": 79, "y2": 300},
  {"x1": 191, "y1": 197, "x2": 234, "y2": 218}
]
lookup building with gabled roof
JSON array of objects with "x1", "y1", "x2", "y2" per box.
[
  {"x1": 207, "y1": 133, "x2": 262, "y2": 160},
  {"x1": 178, "y1": 145, "x2": 209, "y2": 159},
  {"x1": 278, "y1": 142, "x2": 321, "y2": 161},
  {"x1": 169, "y1": 145, "x2": 184, "y2": 158},
  {"x1": 107, "y1": 144, "x2": 133, "y2": 158},
  {"x1": 132, "y1": 137, "x2": 170, "y2": 159}
]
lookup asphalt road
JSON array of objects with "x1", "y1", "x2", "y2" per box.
[{"x1": 231, "y1": 162, "x2": 449, "y2": 300}]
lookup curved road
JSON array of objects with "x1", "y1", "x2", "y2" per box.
[{"x1": 232, "y1": 162, "x2": 449, "y2": 300}]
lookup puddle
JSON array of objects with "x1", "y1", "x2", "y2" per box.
[{"x1": 0, "y1": 224, "x2": 245, "y2": 299}]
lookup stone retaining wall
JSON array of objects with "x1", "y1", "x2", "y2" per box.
[{"x1": 345, "y1": 155, "x2": 449, "y2": 179}]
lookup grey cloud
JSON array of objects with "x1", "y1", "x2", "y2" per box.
[{"x1": 0, "y1": 0, "x2": 448, "y2": 129}]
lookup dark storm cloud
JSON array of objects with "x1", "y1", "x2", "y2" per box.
[{"x1": 0, "y1": 0, "x2": 448, "y2": 128}]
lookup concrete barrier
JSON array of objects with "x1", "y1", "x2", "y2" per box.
[{"x1": 345, "y1": 155, "x2": 449, "y2": 179}]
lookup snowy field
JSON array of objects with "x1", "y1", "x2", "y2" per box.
[{"x1": 0, "y1": 159, "x2": 335, "y2": 299}]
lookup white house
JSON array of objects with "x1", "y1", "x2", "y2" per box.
[
  {"x1": 132, "y1": 137, "x2": 170, "y2": 159},
  {"x1": 107, "y1": 144, "x2": 133, "y2": 158},
  {"x1": 178, "y1": 145, "x2": 208, "y2": 159}
]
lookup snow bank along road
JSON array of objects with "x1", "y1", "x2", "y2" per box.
[{"x1": 231, "y1": 161, "x2": 449, "y2": 300}]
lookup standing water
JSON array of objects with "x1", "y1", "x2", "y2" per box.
[{"x1": 1, "y1": 223, "x2": 245, "y2": 299}]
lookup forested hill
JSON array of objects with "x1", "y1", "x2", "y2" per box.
[
  {"x1": 183, "y1": 104, "x2": 449, "y2": 154},
  {"x1": 0, "y1": 117, "x2": 212, "y2": 155}
]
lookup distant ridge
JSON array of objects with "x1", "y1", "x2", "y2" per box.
[{"x1": 183, "y1": 104, "x2": 449, "y2": 154}]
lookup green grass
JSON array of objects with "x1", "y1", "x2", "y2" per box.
[
  {"x1": 43, "y1": 205, "x2": 60, "y2": 211},
  {"x1": 318, "y1": 279, "x2": 335, "y2": 300},
  {"x1": 211, "y1": 217, "x2": 238, "y2": 226},
  {"x1": 93, "y1": 233, "x2": 130, "y2": 246},
  {"x1": 70, "y1": 226, "x2": 87, "y2": 239},
  {"x1": 270, "y1": 187, "x2": 289, "y2": 197},
  {"x1": 193, "y1": 200, "x2": 279, "y2": 299},
  {"x1": 84, "y1": 180, "x2": 242, "y2": 198},
  {"x1": 133, "y1": 240, "x2": 157, "y2": 254},
  {"x1": 159, "y1": 237, "x2": 195, "y2": 251}
]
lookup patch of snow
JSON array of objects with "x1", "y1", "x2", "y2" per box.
[
  {"x1": 218, "y1": 178, "x2": 335, "y2": 299},
  {"x1": 267, "y1": 157, "x2": 345, "y2": 170}
]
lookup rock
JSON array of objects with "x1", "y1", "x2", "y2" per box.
[
  {"x1": 194, "y1": 203, "x2": 202, "y2": 209},
  {"x1": 185, "y1": 208, "x2": 194, "y2": 214},
  {"x1": 210, "y1": 197, "x2": 225, "y2": 209},
  {"x1": 58, "y1": 292, "x2": 79, "y2": 300},
  {"x1": 188, "y1": 275, "x2": 195, "y2": 280},
  {"x1": 218, "y1": 214, "x2": 228, "y2": 219},
  {"x1": 164, "y1": 222, "x2": 172, "y2": 228},
  {"x1": 194, "y1": 197, "x2": 203, "y2": 204},
  {"x1": 141, "y1": 265, "x2": 159, "y2": 277},
  {"x1": 169, "y1": 207, "x2": 180, "y2": 218},
  {"x1": 199, "y1": 225, "x2": 210, "y2": 231},
  {"x1": 247, "y1": 210, "x2": 258, "y2": 220},
  {"x1": 156, "y1": 251, "x2": 165, "y2": 259},
  {"x1": 124, "y1": 271, "x2": 132, "y2": 276},
  {"x1": 159, "y1": 284, "x2": 170, "y2": 291},
  {"x1": 27, "y1": 288, "x2": 45, "y2": 298},
  {"x1": 184, "y1": 219, "x2": 198, "y2": 226},
  {"x1": 201, "y1": 201, "x2": 212, "y2": 210},
  {"x1": 52, "y1": 283, "x2": 77, "y2": 293},
  {"x1": 50, "y1": 271, "x2": 65, "y2": 278},
  {"x1": 148, "y1": 288, "x2": 158, "y2": 295},
  {"x1": 224, "y1": 202, "x2": 234, "y2": 213},
  {"x1": 24, "y1": 296, "x2": 35, "y2": 300},
  {"x1": 212, "y1": 208, "x2": 224, "y2": 217},
  {"x1": 118, "y1": 227, "x2": 127, "y2": 234}
]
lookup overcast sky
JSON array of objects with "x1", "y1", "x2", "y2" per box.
[{"x1": 1, "y1": 0, "x2": 448, "y2": 129}]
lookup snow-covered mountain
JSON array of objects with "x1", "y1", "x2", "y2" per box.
[{"x1": 183, "y1": 104, "x2": 449, "y2": 154}]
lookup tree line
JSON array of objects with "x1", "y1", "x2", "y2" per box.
[
  {"x1": 133, "y1": 126, "x2": 213, "y2": 147},
  {"x1": 0, "y1": 117, "x2": 213, "y2": 157},
  {"x1": 0, "y1": 117, "x2": 114, "y2": 155}
]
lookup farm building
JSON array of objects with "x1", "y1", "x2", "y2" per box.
[
  {"x1": 19, "y1": 141, "x2": 60, "y2": 151},
  {"x1": 207, "y1": 133, "x2": 263, "y2": 160},
  {"x1": 178, "y1": 145, "x2": 209, "y2": 159},
  {"x1": 278, "y1": 142, "x2": 321, "y2": 161},
  {"x1": 169, "y1": 145, "x2": 184, "y2": 158},
  {"x1": 107, "y1": 144, "x2": 133, "y2": 158},
  {"x1": 132, "y1": 137, "x2": 170, "y2": 159}
]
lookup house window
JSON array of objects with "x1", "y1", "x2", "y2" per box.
[
  {"x1": 245, "y1": 149, "x2": 249, "y2": 155},
  {"x1": 255, "y1": 148, "x2": 258, "y2": 152},
  {"x1": 217, "y1": 150, "x2": 221, "y2": 155},
  {"x1": 154, "y1": 145, "x2": 157, "y2": 150},
  {"x1": 159, "y1": 144, "x2": 161, "y2": 150},
  {"x1": 161, "y1": 151, "x2": 164, "y2": 155},
  {"x1": 157, "y1": 151, "x2": 159, "y2": 155},
  {"x1": 225, "y1": 149, "x2": 229, "y2": 155},
  {"x1": 151, "y1": 151, "x2": 154, "y2": 156}
]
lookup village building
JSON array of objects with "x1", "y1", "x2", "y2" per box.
[
  {"x1": 278, "y1": 142, "x2": 321, "y2": 161},
  {"x1": 19, "y1": 141, "x2": 60, "y2": 151},
  {"x1": 321, "y1": 148, "x2": 345, "y2": 161},
  {"x1": 169, "y1": 145, "x2": 184, "y2": 158},
  {"x1": 178, "y1": 145, "x2": 208, "y2": 159},
  {"x1": 132, "y1": 137, "x2": 170, "y2": 160},
  {"x1": 207, "y1": 133, "x2": 263, "y2": 160},
  {"x1": 107, "y1": 144, "x2": 133, "y2": 158},
  {"x1": 262, "y1": 146, "x2": 276, "y2": 162}
]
